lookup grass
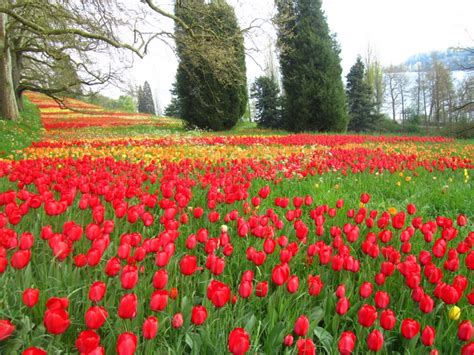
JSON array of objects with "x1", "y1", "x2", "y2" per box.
[{"x1": 0, "y1": 98, "x2": 43, "y2": 158}]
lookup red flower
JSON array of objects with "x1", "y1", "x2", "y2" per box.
[
  {"x1": 22, "y1": 347, "x2": 47, "y2": 355},
  {"x1": 152, "y1": 269, "x2": 168, "y2": 289},
  {"x1": 191, "y1": 305, "x2": 207, "y2": 325},
  {"x1": 44, "y1": 308, "x2": 70, "y2": 335},
  {"x1": 380, "y1": 309, "x2": 396, "y2": 330},
  {"x1": 116, "y1": 332, "x2": 137, "y2": 355},
  {"x1": 142, "y1": 316, "x2": 158, "y2": 340},
  {"x1": 76, "y1": 329, "x2": 100, "y2": 353},
  {"x1": 150, "y1": 290, "x2": 168, "y2": 312},
  {"x1": 336, "y1": 297, "x2": 350, "y2": 315},
  {"x1": 458, "y1": 320, "x2": 473, "y2": 342},
  {"x1": 358, "y1": 304, "x2": 378, "y2": 328},
  {"x1": 421, "y1": 326, "x2": 436, "y2": 347},
  {"x1": 359, "y1": 282, "x2": 373, "y2": 298},
  {"x1": 296, "y1": 338, "x2": 316, "y2": 355},
  {"x1": 284, "y1": 334, "x2": 294, "y2": 346},
  {"x1": 179, "y1": 255, "x2": 199, "y2": 276},
  {"x1": 172, "y1": 313, "x2": 184, "y2": 328},
  {"x1": 419, "y1": 294, "x2": 434, "y2": 313},
  {"x1": 366, "y1": 329, "x2": 383, "y2": 352},
  {"x1": 307, "y1": 274, "x2": 323, "y2": 296},
  {"x1": 374, "y1": 291, "x2": 390, "y2": 309},
  {"x1": 207, "y1": 280, "x2": 231, "y2": 307},
  {"x1": 338, "y1": 331, "x2": 356, "y2": 354},
  {"x1": 0, "y1": 319, "x2": 15, "y2": 341},
  {"x1": 294, "y1": 315, "x2": 309, "y2": 336},
  {"x1": 228, "y1": 328, "x2": 250, "y2": 355},
  {"x1": 255, "y1": 281, "x2": 268, "y2": 297},
  {"x1": 239, "y1": 281, "x2": 252, "y2": 298},
  {"x1": 118, "y1": 293, "x2": 137, "y2": 319},
  {"x1": 271, "y1": 263, "x2": 290, "y2": 286},
  {"x1": 120, "y1": 265, "x2": 139, "y2": 290},
  {"x1": 10, "y1": 250, "x2": 31, "y2": 269},
  {"x1": 22, "y1": 288, "x2": 39, "y2": 308},
  {"x1": 85, "y1": 306, "x2": 108, "y2": 329},
  {"x1": 89, "y1": 281, "x2": 106, "y2": 303},
  {"x1": 287, "y1": 275, "x2": 299, "y2": 293},
  {"x1": 401, "y1": 318, "x2": 420, "y2": 339}
]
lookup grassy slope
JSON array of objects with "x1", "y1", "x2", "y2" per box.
[{"x1": 0, "y1": 98, "x2": 43, "y2": 158}]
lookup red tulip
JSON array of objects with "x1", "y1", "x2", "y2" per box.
[
  {"x1": 296, "y1": 338, "x2": 316, "y2": 355},
  {"x1": 358, "y1": 304, "x2": 378, "y2": 327},
  {"x1": 0, "y1": 319, "x2": 15, "y2": 341},
  {"x1": 22, "y1": 347, "x2": 47, "y2": 355},
  {"x1": 458, "y1": 320, "x2": 473, "y2": 342},
  {"x1": 89, "y1": 281, "x2": 106, "y2": 303},
  {"x1": 228, "y1": 328, "x2": 250, "y2": 355},
  {"x1": 271, "y1": 263, "x2": 290, "y2": 286},
  {"x1": 22, "y1": 288, "x2": 39, "y2": 308},
  {"x1": 172, "y1": 313, "x2": 184, "y2": 328},
  {"x1": 150, "y1": 290, "x2": 168, "y2": 312},
  {"x1": 380, "y1": 309, "x2": 396, "y2": 330},
  {"x1": 359, "y1": 282, "x2": 373, "y2": 298},
  {"x1": 207, "y1": 280, "x2": 231, "y2": 307},
  {"x1": 375, "y1": 291, "x2": 390, "y2": 309},
  {"x1": 104, "y1": 257, "x2": 121, "y2": 277},
  {"x1": 118, "y1": 293, "x2": 137, "y2": 319},
  {"x1": 152, "y1": 269, "x2": 168, "y2": 289},
  {"x1": 11, "y1": 249, "x2": 31, "y2": 269},
  {"x1": 336, "y1": 297, "x2": 350, "y2": 315},
  {"x1": 191, "y1": 305, "x2": 207, "y2": 325},
  {"x1": 421, "y1": 326, "x2": 436, "y2": 346},
  {"x1": 338, "y1": 331, "x2": 356, "y2": 354},
  {"x1": 294, "y1": 315, "x2": 309, "y2": 336},
  {"x1": 401, "y1": 318, "x2": 420, "y2": 339},
  {"x1": 142, "y1": 316, "x2": 158, "y2": 340},
  {"x1": 336, "y1": 284, "x2": 346, "y2": 298},
  {"x1": 179, "y1": 255, "x2": 199, "y2": 276},
  {"x1": 120, "y1": 265, "x2": 139, "y2": 290},
  {"x1": 462, "y1": 342, "x2": 474, "y2": 354},
  {"x1": 76, "y1": 329, "x2": 100, "y2": 353},
  {"x1": 239, "y1": 281, "x2": 252, "y2": 299},
  {"x1": 255, "y1": 281, "x2": 268, "y2": 297},
  {"x1": 116, "y1": 332, "x2": 137, "y2": 355},
  {"x1": 419, "y1": 294, "x2": 434, "y2": 313},
  {"x1": 287, "y1": 275, "x2": 299, "y2": 293},
  {"x1": 307, "y1": 274, "x2": 323, "y2": 296},
  {"x1": 44, "y1": 308, "x2": 70, "y2": 334},
  {"x1": 366, "y1": 329, "x2": 383, "y2": 352},
  {"x1": 85, "y1": 306, "x2": 108, "y2": 329},
  {"x1": 284, "y1": 334, "x2": 294, "y2": 346}
]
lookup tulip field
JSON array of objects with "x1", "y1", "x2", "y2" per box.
[{"x1": 0, "y1": 95, "x2": 473, "y2": 355}]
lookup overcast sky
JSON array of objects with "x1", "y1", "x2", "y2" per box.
[{"x1": 109, "y1": 0, "x2": 473, "y2": 110}]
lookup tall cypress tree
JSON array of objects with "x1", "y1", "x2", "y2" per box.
[
  {"x1": 175, "y1": 0, "x2": 247, "y2": 131},
  {"x1": 276, "y1": 0, "x2": 347, "y2": 132},
  {"x1": 251, "y1": 76, "x2": 282, "y2": 129},
  {"x1": 137, "y1": 81, "x2": 156, "y2": 115},
  {"x1": 346, "y1": 56, "x2": 375, "y2": 132}
]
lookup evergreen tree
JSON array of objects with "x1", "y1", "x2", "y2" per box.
[
  {"x1": 175, "y1": 0, "x2": 247, "y2": 131},
  {"x1": 251, "y1": 76, "x2": 282, "y2": 128},
  {"x1": 276, "y1": 0, "x2": 347, "y2": 132},
  {"x1": 137, "y1": 81, "x2": 156, "y2": 115},
  {"x1": 346, "y1": 56, "x2": 376, "y2": 131}
]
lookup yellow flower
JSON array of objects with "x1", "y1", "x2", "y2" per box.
[
  {"x1": 399, "y1": 172, "x2": 404, "y2": 177},
  {"x1": 334, "y1": 184, "x2": 340, "y2": 190},
  {"x1": 396, "y1": 181, "x2": 401, "y2": 187},
  {"x1": 405, "y1": 176, "x2": 411, "y2": 182},
  {"x1": 449, "y1": 306, "x2": 461, "y2": 320},
  {"x1": 359, "y1": 202, "x2": 365, "y2": 208},
  {"x1": 388, "y1": 207, "x2": 397, "y2": 215}
]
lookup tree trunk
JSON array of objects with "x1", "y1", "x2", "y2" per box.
[
  {"x1": 12, "y1": 49, "x2": 23, "y2": 110},
  {"x1": 0, "y1": 12, "x2": 20, "y2": 121}
]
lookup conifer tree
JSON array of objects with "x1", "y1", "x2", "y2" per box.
[
  {"x1": 174, "y1": 0, "x2": 247, "y2": 131},
  {"x1": 346, "y1": 56, "x2": 375, "y2": 131},
  {"x1": 276, "y1": 0, "x2": 347, "y2": 132},
  {"x1": 251, "y1": 76, "x2": 282, "y2": 129},
  {"x1": 137, "y1": 81, "x2": 156, "y2": 115}
]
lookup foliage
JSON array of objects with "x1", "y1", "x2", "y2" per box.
[
  {"x1": 137, "y1": 82, "x2": 156, "y2": 115},
  {"x1": 276, "y1": 0, "x2": 348, "y2": 132},
  {"x1": 250, "y1": 76, "x2": 282, "y2": 129},
  {"x1": 83, "y1": 94, "x2": 136, "y2": 113},
  {"x1": 0, "y1": 97, "x2": 42, "y2": 156},
  {"x1": 346, "y1": 57, "x2": 377, "y2": 132},
  {"x1": 164, "y1": 82, "x2": 181, "y2": 118},
  {"x1": 175, "y1": 0, "x2": 247, "y2": 131},
  {"x1": 440, "y1": 121, "x2": 474, "y2": 139}
]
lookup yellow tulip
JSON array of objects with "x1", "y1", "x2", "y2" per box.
[{"x1": 449, "y1": 306, "x2": 461, "y2": 320}]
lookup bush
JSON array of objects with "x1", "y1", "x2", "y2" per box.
[{"x1": 440, "y1": 121, "x2": 474, "y2": 139}]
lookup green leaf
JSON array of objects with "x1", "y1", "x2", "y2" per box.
[{"x1": 314, "y1": 326, "x2": 333, "y2": 354}]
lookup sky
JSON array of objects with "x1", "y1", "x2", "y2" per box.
[{"x1": 108, "y1": 0, "x2": 474, "y2": 110}]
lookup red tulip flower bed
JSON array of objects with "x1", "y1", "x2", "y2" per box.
[{"x1": 0, "y1": 131, "x2": 473, "y2": 354}]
